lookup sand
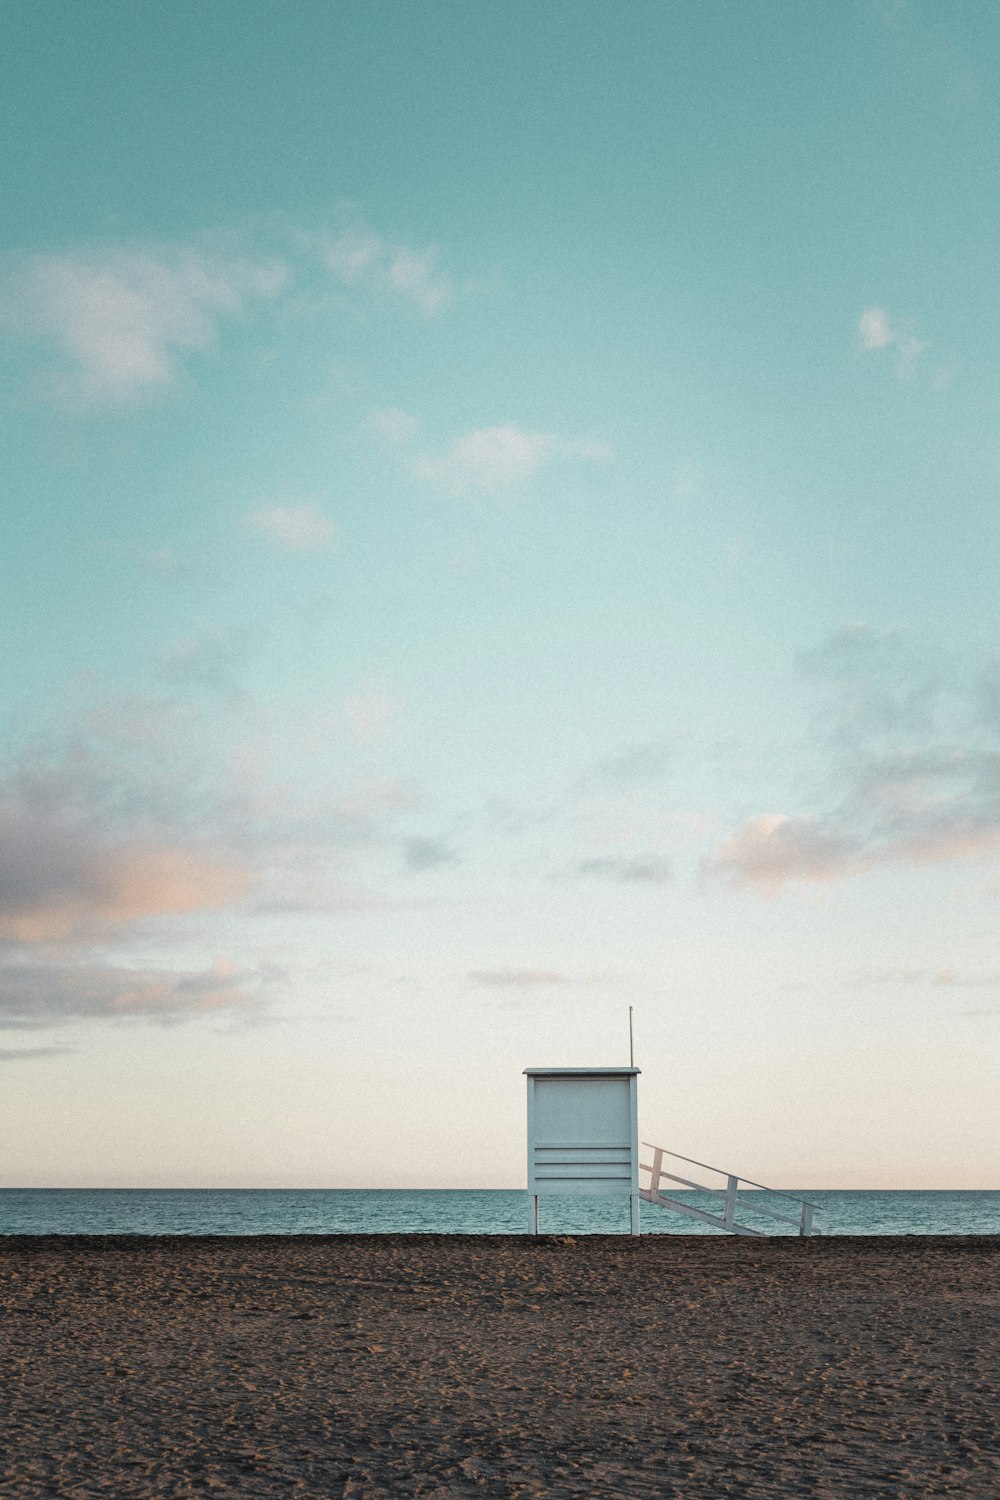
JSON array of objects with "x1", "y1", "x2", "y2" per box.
[{"x1": 1, "y1": 1235, "x2": 998, "y2": 1498}]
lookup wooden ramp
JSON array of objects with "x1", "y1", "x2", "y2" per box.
[{"x1": 640, "y1": 1143, "x2": 820, "y2": 1237}]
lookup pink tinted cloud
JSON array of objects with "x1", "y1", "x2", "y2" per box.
[
  {"x1": 892, "y1": 822, "x2": 1000, "y2": 866},
  {"x1": 0, "y1": 955, "x2": 265, "y2": 1025},
  {"x1": 706, "y1": 812, "x2": 1000, "y2": 894},
  {"x1": 704, "y1": 814, "x2": 856, "y2": 893},
  {"x1": 0, "y1": 840, "x2": 252, "y2": 945}
]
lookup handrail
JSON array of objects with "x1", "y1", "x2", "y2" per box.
[
  {"x1": 641, "y1": 1143, "x2": 819, "y2": 1211},
  {"x1": 653, "y1": 1168, "x2": 721, "y2": 1194},
  {"x1": 640, "y1": 1141, "x2": 820, "y2": 1237}
]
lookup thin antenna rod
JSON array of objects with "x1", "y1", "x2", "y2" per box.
[{"x1": 629, "y1": 1005, "x2": 634, "y2": 1068}]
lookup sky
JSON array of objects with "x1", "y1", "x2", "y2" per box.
[{"x1": 2, "y1": 0, "x2": 999, "y2": 1190}]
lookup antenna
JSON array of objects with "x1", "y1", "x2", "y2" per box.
[{"x1": 629, "y1": 1005, "x2": 634, "y2": 1068}]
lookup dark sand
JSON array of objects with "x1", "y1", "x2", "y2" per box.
[{"x1": 1, "y1": 1236, "x2": 998, "y2": 1498}]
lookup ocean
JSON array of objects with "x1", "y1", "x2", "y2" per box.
[{"x1": 1, "y1": 1188, "x2": 998, "y2": 1236}]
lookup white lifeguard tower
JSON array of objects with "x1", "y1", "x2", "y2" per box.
[{"x1": 524, "y1": 1066, "x2": 641, "y2": 1235}]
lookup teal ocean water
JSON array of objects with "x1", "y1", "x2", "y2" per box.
[{"x1": 1, "y1": 1189, "x2": 998, "y2": 1236}]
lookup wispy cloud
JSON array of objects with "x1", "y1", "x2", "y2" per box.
[
  {"x1": 797, "y1": 624, "x2": 944, "y2": 742},
  {"x1": 0, "y1": 1046, "x2": 74, "y2": 1061},
  {"x1": 403, "y1": 835, "x2": 460, "y2": 871},
  {"x1": 0, "y1": 244, "x2": 287, "y2": 404},
  {"x1": 858, "y1": 307, "x2": 894, "y2": 350},
  {"x1": 0, "y1": 956, "x2": 266, "y2": 1026},
  {"x1": 385, "y1": 245, "x2": 453, "y2": 315},
  {"x1": 469, "y1": 968, "x2": 570, "y2": 987},
  {"x1": 310, "y1": 223, "x2": 457, "y2": 315},
  {"x1": 705, "y1": 626, "x2": 1000, "y2": 892},
  {"x1": 1, "y1": 215, "x2": 478, "y2": 407},
  {"x1": 932, "y1": 970, "x2": 1000, "y2": 989},
  {"x1": 157, "y1": 626, "x2": 255, "y2": 702},
  {"x1": 703, "y1": 814, "x2": 855, "y2": 892},
  {"x1": 245, "y1": 502, "x2": 336, "y2": 552},
  {"x1": 572, "y1": 855, "x2": 673, "y2": 883},
  {"x1": 0, "y1": 810, "x2": 252, "y2": 945},
  {"x1": 368, "y1": 406, "x2": 420, "y2": 446},
  {"x1": 845, "y1": 966, "x2": 1000, "y2": 1020},
  {"x1": 0, "y1": 688, "x2": 432, "y2": 1038},
  {"x1": 370, "y1": 408, "x2": 611, "y2": 496},
  {"x1": 857, "y1": 306, "x2": 927, "y2": 380},
  {"x1": 413, "y1": 424, "x2": 609, "y2": 495},
  {"x1": 591, "y1": 738, "x2": 674, "y2": 785},
  {"x1": 415, "y1": 425, "x2": 556, "y2": 493}
]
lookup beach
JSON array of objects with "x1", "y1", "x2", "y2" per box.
[{"x1": 1, "y1": 1235, "x2": 997, "y2": 1498}]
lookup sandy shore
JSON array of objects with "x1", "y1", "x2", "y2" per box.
[{"x1": 1, "y1": 1234, "x2": 997, "y2": 1498}]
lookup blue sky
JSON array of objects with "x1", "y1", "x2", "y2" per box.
[{"x1": 2, "y1": 1, "x2": 999, "y2": 1189}]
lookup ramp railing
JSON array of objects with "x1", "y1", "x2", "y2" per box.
[{"x1": 640, "y1": 1143, "x2": 819, "y2": 1237}]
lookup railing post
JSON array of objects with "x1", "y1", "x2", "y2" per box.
[
  {"x1": 724, "y1": 1175, "x2": 739, "y2": 1230},
  {"x1": 649, "y1": 1147, "x2": 663, "y2": 1200},
  {"x1": 799, "y1": 1203, "x2": 814, "y2": 1238}
]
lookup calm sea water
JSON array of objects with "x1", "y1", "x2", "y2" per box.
[{"x1": 1, "y1": 1189, "x2": 998, "y2": 1236}]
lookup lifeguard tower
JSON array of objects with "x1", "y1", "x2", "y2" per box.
[
  {"x1": 524, "y1": 1061, "x2": 821, "y2": 1237},
  {"x1": 524, "y1": 1066, "x2": 641, "y2": 1235}
]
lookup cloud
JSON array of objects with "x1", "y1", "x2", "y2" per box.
[
  {"x1": 891, "y1": 817, "x2": 1000, "y2": 866},
  {"x1": 369, "y1": 406, "x2": 419, "y2": 446},
  {"x1": 0, "y1": 690, "x2": 435, "y2": 1039},
  {"x1": 245, "y1": 502, "x2": 336, "y2": 552},
  {"x1": 858, "y1": 307, "x2": 894, "y2": 350},
  {"x1": 592, "y1": 739, "x2": 674, "y2": 785},
  {"x1": 469, "y1": 968, "x2": 569, "y2": 987},
  {"x1": 414, "y1": 424, "x2": 611, "y2": 495},
  {"x1": 0, "y1": 828, "x2": 252, "y2": 946},
  {"x1": 857, "y1": 307, "x2": 927, "y2": 380},
  {"x1": 414, "y1": 424, "x2": 557, "y2": 494},
  {"x1": 386, "y1": 246, "x2": 452, "y2": 315},
  {"x1": 703, "y1": 814, "x2": 856, "y2": 892},
  {"x1": 0, "y1": 755, "x2": 254, "y2": 945},
  {"x1": 0, "y1": 244, "x2": 287, "y2": 404},
  {"x1": 572, "y1": 855, "x2": 673, "y2": 883},
  {"x1": 894, "y1": 335, "x2": 926, "y2": 381},
  {"x1": 0, "y1": 956, "x2": 264, "y2": 1026},
  {"x1": 252, "y1": 876, "x2": 390, "y2": 915},
  {"x1": 312, "y1": 224, "x2": 456, "y2": 314},
  {"x1": 1, "y1": 215, "x2": 478, "y2": 408},
  {"x1": 798, "y1": 625, "x2": 943, "y2": 742},
  {"x1": 931, "y1": 970, "x2": 1000, "y2": 989},
  {"x1": 318, "y1": 224, "x2": 383, "y2": 282},
  {"x1": 0, "y1": 687, "x2": 423, "y2": 919},
  {"x1": 0, "y1": 1046, "x2": 74, "y2": 1061},
  {"x1": 403, "y1": 836, "x2": 460, "y2": 871},
  {"x1": 704, "y1": 777, "x2": 1000, "y2": 893},
  {"x1": 706, "y1": 627, "x2": 1000, "y2": 892},
  {"x1": 156, "y1": 627, "x2": 255, "y2": 701}
]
